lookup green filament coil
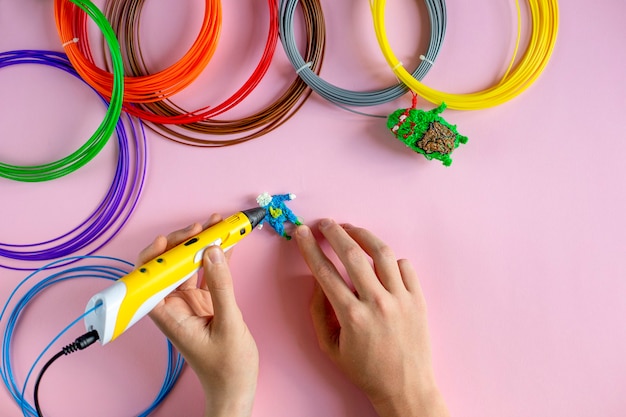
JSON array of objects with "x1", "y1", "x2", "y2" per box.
[{"x1": 0, "y1": 0, "x2": 123, "y2": 182}]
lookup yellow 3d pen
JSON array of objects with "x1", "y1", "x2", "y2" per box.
[{"x1": 84, "y1": 207, "x2": 266, "y2": 345}]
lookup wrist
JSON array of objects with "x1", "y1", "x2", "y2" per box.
[
  {"x1": 369, "y1": 386, "x2": 449, "y2": 417},
  {"x1": 203, "y1": 390, "x2": 256, "y2": 417}
]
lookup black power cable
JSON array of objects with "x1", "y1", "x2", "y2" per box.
[{"x1": 33, "y1": 331, "x2": 100, "y2": 417}]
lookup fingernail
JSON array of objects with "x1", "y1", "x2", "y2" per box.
[
  {"x1": 206, "y1": 245, "x2": 225, "y2": 264},
  {"x1": 341, "y1": 223, "x2": 354, "y2": 229},
  {"x1": 296, "y1": 225, "x2": 311, "y2": 237},
  {"x1": 319, "y1": 218, "x2": 334, "y2": 229},
  {"x1": 184, "y1": 223, "x2": 195, "y2": 231}
]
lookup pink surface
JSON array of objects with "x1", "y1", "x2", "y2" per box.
[{"x1": 1, "y1": 1, "x2": 625, "y2": 416}]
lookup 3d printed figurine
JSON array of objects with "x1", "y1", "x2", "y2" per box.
[
  {"x1": 256, "y1": 192, "x2": 302, "y2": 240},
  {"x1": 387, "y1": 98, "x2": 468, "y2": 166}
]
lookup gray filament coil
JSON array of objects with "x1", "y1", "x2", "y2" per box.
[{"x1": 279, "y1": 0, "x2": 447, "y2": 109}]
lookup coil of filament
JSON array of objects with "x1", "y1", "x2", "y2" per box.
[
  {"x1": 0, "y1": 0, "x2": 123, "y2": 182},
  {"x1": 101, "y1": 0, "x2": 326, "y2": 146},
  {"x1": 280, "y1": 0, "x2": 447, "y2": 109},
  {"x1": 370, "y1": 0, "x2": 559, "y2": 110},
  {"x1": 54, "y1": 0, "x2": 222, "y2": 104}
]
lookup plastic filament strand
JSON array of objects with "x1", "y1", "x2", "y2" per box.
[
  {"x1": 0, "y1": 256, "x2": 184, "y2": 417},
  {"x1": 279, "y1": 0, "x2": 447, "y2": 108},
  {"x1": 115, "y1": 0, "x2": 326, "y2": 146},
  {"x1": 54, "y1": 0, "x2": 221, "y2": 104},
  {"x1": 0, "y1": 51, "x2": 147, "y2": 271},
  {"x1": 370, "y1": 0, "x2": 560, "y2": 110},
  {"x1": 0, "y1": 0, "x2": 124, "y2": 182}
]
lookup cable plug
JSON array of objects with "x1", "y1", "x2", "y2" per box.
[{"x1": 61, "y1": 330, "x2": 99, "y2": 355}]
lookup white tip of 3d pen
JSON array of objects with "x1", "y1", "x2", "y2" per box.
[{"x1": 84, "y1": 281, "x2": 127, "y2": 345}]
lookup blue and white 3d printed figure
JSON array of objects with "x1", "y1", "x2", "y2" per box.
[{"x1": 256, "y1": 192, "x2": 302, "y2": 240}]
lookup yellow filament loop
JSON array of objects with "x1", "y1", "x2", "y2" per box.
[{"x1": 369, "y1": 0, "x2": 559, "y2": 110}]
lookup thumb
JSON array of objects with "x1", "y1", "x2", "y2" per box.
[{"x1": 203, "y1": 245, "x2": 241, "y2": 325}]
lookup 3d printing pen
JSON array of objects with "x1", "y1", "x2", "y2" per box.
[{"x1": 84, "y1": 207, "x2": 267, "y2": 345}]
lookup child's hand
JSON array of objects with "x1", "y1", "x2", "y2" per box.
[
  {"x1": 139, "y1": 214, "x2": 258, "y2": 417},
  {"x1": 295, "y1": 219, "x2": 449, "y2": 417}
]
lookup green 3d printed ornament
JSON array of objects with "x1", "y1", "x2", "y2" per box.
[{"x1": 387, "y1": 94, "x2": 468, "y2": 166}]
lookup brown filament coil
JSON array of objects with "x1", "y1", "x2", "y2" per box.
[{"x1": 104, "y1": 0, "x2": 326, "y2": 147}]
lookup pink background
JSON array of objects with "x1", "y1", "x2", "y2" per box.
[{"x1": 1, "y1": 0, "x2": 625, "y2": 416}]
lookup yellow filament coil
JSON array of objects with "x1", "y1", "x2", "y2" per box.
[{"x1": 369, "y1": 0, "x2": 560, "y2": 110}]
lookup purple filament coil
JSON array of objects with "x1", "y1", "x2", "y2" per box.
[{"x1": 0, "y1": 50, "x2": 147, "y2": 270}]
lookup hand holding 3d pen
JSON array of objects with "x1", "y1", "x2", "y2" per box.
[{"x1": 140, "y1": 214, "x2": 260, "y2": 417}]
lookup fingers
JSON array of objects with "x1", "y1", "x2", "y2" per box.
[
  {"x1": 398, "y1": 259, "x2": 426, "y2": 306},
  {"x1": 309, "y1": 281, "x2": 340, "y2": 356},
  {"x1": 163, "y1": 223, "x2": 203, "y2": 291},
  {"x1": 146, "y1": 213, "x2": 235, "y2": 330},
  {"x1": 138, "y1": 221, "x2": 204, "y2": 266},
  {"x1": 199, "y1": 213, "x2": 233, "y2": 290},
  {"x1": 295, "y1": 225, "x2": 356, "y2": 316},
  {"x1": 203, "y1": 213, "x2": 233, "y2": 263},
  {"x1": 341, "y1": 224, "x2": 404, "y2": 294},
  {"x1": 139, "y1": 214, "x2": 233, "y2": 290},
  {"x1": 165, "y1": 222, "x2": 203, "y2": 251},
  {"x1": 202, "y1": 245, "x2": 241, "y2": 326},
  {"x1": 297, "y1": 219, "x2": 415, "y2": 304},
  {"x1": 202, "y1": 213, "x2": 222, "y2": 229},
  {"x1": 137, "y1": 235, "x2": 167, "y2": 265},
  {"x1": 316, "y1": 219, "x2": 385, "y2": 301}
]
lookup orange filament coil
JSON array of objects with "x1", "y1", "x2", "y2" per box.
[
  {"x1": 54, "y1": 0, "x2": 222, "y2": 104},
  {"x1": 101, "y1": 0, "x2": 281, "y2": 125}
]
